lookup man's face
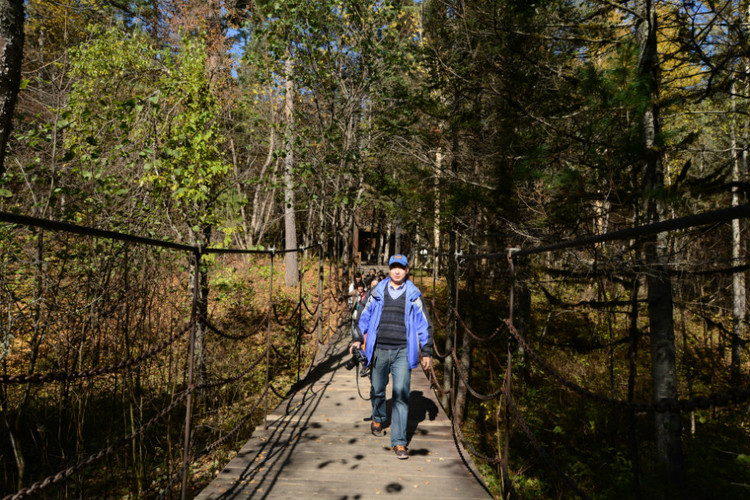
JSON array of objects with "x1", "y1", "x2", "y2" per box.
[{"x1": 389, "y1": 265, "x2": 408, "y2": 284}]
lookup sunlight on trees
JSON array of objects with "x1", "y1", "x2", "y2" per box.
[{"x1": 3, "y1": 1, "x2": 750, "y2": 498}]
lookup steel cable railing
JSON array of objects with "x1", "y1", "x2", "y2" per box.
[
  {"x1": 452, "y1": 203, "x2": 750, "y2": 262},
  {"x1": 272, "y1": 301, "x2": 302, "y2": 326},
  {"x1": 445, "y1": 302, "x2": 750, "y2": 415},
  {"x1": 16, "y1": 202, "x2": 744, "y2": 498},
  {"x1": 271, "y1": 342, "x2": 294, "y2": 362},
  {"x1": 301, "y1": 297, "x2": 320, "y2": 316},
  {"x1": 505, "y1": 319, "x2": 750, "y2": 412},
  {"x1": 0, "y1": 212, "x2": 337, "y2": 500},
  {"x1": 452, "y1": 306, "x2": 506, "y2": 343},
  {"x1": 430, "y1": 295, "x2": 450, "y2": 329},
  {"x1": 194, "y1": 383, "x2": 271, "y2": 458},
  {"x1": 425, "y1": 203, "x2": 750, "y2": 499},
  {"x1": 449, "y1": 397, "x2": 502, "y2": 464},
  {"x1": 196, "y1": 346, "x2": 270, "y2": 391},
  {"x1": 448, "y1": 347, "x2": 505, "y2": 401},
  {"x1": 299, "y1": 316, "x2": 321, "y2": 336},
  {"x1": 201, "y1": 310, "x2": 270, "y2": 341}
]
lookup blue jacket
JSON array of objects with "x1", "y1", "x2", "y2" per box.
[{"x1": 355, "y1": 278, "x2": 433, "y2": 369}]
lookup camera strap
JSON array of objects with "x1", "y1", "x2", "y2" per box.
[{"x1": 355, "y1": 366, "x2": 371, "y2": 401}]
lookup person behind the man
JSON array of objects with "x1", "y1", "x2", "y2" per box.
[
  {"x1": 347, "y1": 272, "x2": 363, "y2": 308},
  {"x1": 366, "y1": 276, "x2": 378, "y2": 291},
  {"x1": 351, "y1": 254, "x2": 433, "y2": 459}
]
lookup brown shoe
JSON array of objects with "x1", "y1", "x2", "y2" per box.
[
  {"x1": 371, "y1": 421, "x2": 385, "y2": 437},
  {"x1": 393, "y1": 445, "x2": 408, "y2": 459}
]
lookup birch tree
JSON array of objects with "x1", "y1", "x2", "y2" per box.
[{"x1": 282, "y1": 56, "x2": 298, "y2": 286}]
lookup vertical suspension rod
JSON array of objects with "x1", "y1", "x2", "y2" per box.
[
  {"x1": 297, "y1": 249, "x2": 303, "y2": 382},
  {"x1": 317, "y1": 243, "x2": 324, "y2": 345},
  {"x1": 503, "y1": 248, "x2": 518, "y2": 499},
  {"x1": 264, "y1": 250, "x2": 275, "y2": 429},
  {"x1": 181, "y1": 246, "x2": 201, "y2": 500}
]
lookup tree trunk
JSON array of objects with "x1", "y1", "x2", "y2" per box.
[
  {"x1": 433, "y1": 149, "x2": 443, "y2": 255},
  {"x1": 636, "y1": 0, "x2": 684, "y2": 485},
  {"x1": 249, "y1": 96, "x2": 277, "y2": 246},
  {"x1": 341, "y1": 206, "x2": 351, "y2": 275},
  {"x1": 731, "y1": 78, "x2": 746, "y2": 384},
  {"x1": 454, "y1": 259, "x2": 474, "y2": 425},
  {"x1": 318, "y1": 197, "x2": 326, "y2": 258},
  {"x1": 373, "y1": 208, "x2": 381, "y2": 264},
  {"x1": 441, "y1": 228, "x2": 457, "y2": 411},
  {"x1": 0, "y1": 0, "x2": 24, "y2": 178},
  {"x1": 352, "y1": 206, "x2": 359, "y2": 270},
  {"x1": 205, "y1": 0, "x2": 224, "y2": 86},
  {"x1": 283, "y1": 57, "x2": 298, "y2": 287},
  {"x1": 627, "y1": 275, "x2": 644, "y2": 497},
  {"x1": 394, "y1": 213, "x2": 402, "y2": 255},
  {"x1": 376, "y1": 213, "x2": 384, "y2": 264},
  {"x1": 454, "y1": 323, "x2": 471, "y2": 424},
  {"x1": 383, "y1": 221, "x2": 392, "y2": 264},
  {"x1": 331, "y1": 175, "x2": 341, "y2": 274},
  {"x1": 256, "y1": 161, "x2": 278, "y2": 245}
]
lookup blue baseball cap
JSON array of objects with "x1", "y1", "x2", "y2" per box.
[{"x1": 388, "y1": 254, "x2": 408, "y2": 267}]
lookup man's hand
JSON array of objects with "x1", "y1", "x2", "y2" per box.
[
  {"x1": 421, "y1": 356, "x2": 432, "y2": 371},
  {"x1": 350, "y1": 341, "x2": 362, "y2": 354}
]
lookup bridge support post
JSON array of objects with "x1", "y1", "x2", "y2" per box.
[
  {"x1": 264, "y1": 250, "x2": 275, "y2": 429},
  {"x1": 297, "y1": 250, "x2": 303, "y2": 382},
  {"x1": 503, "y1": 249, "x2": 517, "y2": 499},
  {"x1": 181, "y1": 246, "x2": 202, "y2": 500},
  {"x1": 317, "y1": 244, "x2": 324, "y2": 345}
]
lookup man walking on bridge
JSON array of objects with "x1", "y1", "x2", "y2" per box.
[{"x1": 351, "y1": 254, "x2": 433, "y2": 459}]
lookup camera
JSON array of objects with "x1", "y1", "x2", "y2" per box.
[{"x1": 345, "y1": 347, "x2": 368, "y2": 376}]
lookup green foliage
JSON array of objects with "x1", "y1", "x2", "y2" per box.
[
  {"x1": 61, "y1": 25, "x2": 235, "y2": 235},
  {"x1": 59, "y1": 25, "x2": 166, "y2": 225},
  {"x1": 145, "y1": 37, "x2": 230, "y2": 217}
]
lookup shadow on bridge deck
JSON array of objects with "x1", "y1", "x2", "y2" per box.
[{"x1": 195, "y1": 329, "x2": 492, "y2": 500}]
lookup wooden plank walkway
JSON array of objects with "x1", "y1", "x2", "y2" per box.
[{"x1": 195, "y1": 328, "x2": 493, "y2": 500}]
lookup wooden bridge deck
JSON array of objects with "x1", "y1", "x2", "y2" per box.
[{"x1": 195, "y1": 329, "x2": 493, "y2": 500}]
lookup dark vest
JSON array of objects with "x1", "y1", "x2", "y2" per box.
[{"x1": 376, "y1": 290, "x2": 407, "y2": 349}]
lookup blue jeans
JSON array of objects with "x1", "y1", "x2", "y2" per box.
[{"x1": 370, "y1": 346, "x2": 411, "y2": 447}]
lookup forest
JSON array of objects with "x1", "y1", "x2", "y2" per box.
[{"x1": 2, "y1": 0, "x2": 750, "y2": 499}]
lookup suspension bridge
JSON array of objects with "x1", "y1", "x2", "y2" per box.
[
  {"x1": 195, "y1": 328, "x2": 490, "y2": 500},
  {"x1": 3, "y1": 205, "x2": 750, "y2": 499}
]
